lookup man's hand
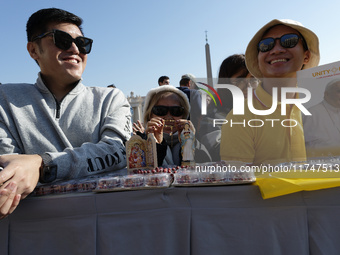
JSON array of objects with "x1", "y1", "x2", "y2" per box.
[
  {"x1": 0, "y1": 154, "x2": 42, "y2": 219},
  {"x1": 0, "y1": 182, "x2": 21, "y2": 220}
]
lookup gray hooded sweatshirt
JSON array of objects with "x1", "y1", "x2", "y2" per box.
[{"x1": 0, "y1": 74, "x2": 132, "y2": 181}]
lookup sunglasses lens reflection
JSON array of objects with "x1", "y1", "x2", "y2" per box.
[
  {"x1": 258, "y1": 34, "x2": 299, "y2": 52},
  {"x1": 281, "y1": 34, "x2": 299, "y2": 48},
  {"x1": 258, "y1": 38, "x2": 274, "y2": 52}
]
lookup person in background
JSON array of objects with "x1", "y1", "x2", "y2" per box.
[
  {"x1": 216, "y1": 54, "x2": 258, "y2": 118},
  {"x1": 303, "y1": 79, "x2": 340, "y2": 157},
  {"x1": 137, "y1": 85, "x2": 210, "y2": 166},
  {"x1": 177, "y1": 76, "x2": 202, "y2": 131},
  {"x1": 0, "y1": 8, "x2": 132, "y2": 219},
  {"x1": 177, "y1": 76, "x2": 191, "y2": 98},
  {"x1": 158, "y1": 76, "x2": 170, "y2": 86},
  {"x1": 198, "y1": 54, "x2": 257, "y2": 161},
  {"x1": 181, "y1": 73, "x2": 199, "y2": 90},
  {"x1": 220, "y1": 19, "x2": 320, "y2": 165}
]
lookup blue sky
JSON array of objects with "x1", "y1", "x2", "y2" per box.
[{"x1": 1, "y1": 0, "x2": 339, "y2": 97}]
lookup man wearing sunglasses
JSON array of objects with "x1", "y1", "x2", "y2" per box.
[
  {"x1": 0, "y1": 8, "x2": 132, "y2": 218},
  {"x1": 220, "y1": 19, "x2": 320, "y2": 166}
]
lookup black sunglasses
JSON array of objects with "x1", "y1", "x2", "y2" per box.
[
  {"x1": 152, "y1": 106, "x2": 185, "y2": 117},
  {"x1": 258, "y1": 33, "x2": 304, "y2": 53},
  {"x1": 32, "y1": 29, "x2": 93, "y2": 54}
]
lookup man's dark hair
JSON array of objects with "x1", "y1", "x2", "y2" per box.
[
  {"x1": 179, "y1": 77, "x2": 190, "y2": 87},
  {"x1": 26, "y1": 8, "x2": 83, "y2": 42},
  {"x1": 158, "y1": 76, "x2": 169, "y2": 85}
]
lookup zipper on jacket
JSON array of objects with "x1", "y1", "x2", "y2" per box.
[
  {"x1": 43, "y1": 82, "x2": 67, "y2": 119},
  {"x1": 51, "y1": 94, "x2": 61, "y2": 119},
  {"x1": 55, "y1": 99, "x2": 61, "y2": 119}
]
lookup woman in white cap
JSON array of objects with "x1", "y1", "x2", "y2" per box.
[
  {"x1": 137, "y1": 85, "x2": 210, "y2": 166},
  {"x1": 220, "y1": 19, "x2": 320, "y2": 166}
]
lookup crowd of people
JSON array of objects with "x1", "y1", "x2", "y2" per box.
[{"x1": 0, "y1": 7, "x2": 335, "y2": 220}]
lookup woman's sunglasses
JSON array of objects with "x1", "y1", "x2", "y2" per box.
[
  {"x1": 258, "y1": 33, "x2": 305, "y2": 53},
  {"x1": 32, "y1": 29, "x2": 93, "y2": 54},
  {"x1": 152, "y1": 106, "x2": 184, "y2": 117}
]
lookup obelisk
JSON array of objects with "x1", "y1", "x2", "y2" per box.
[{"x1": 205, "y1": 31, "x2": 213, "y2": 87}]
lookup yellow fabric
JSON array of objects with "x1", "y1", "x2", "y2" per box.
[
  {"x1": 255, "y1": 170, "x2": 340, "y2": 199},
  {"x1": 220, "y1": 84, "x2": 306, "y2": 165}
]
